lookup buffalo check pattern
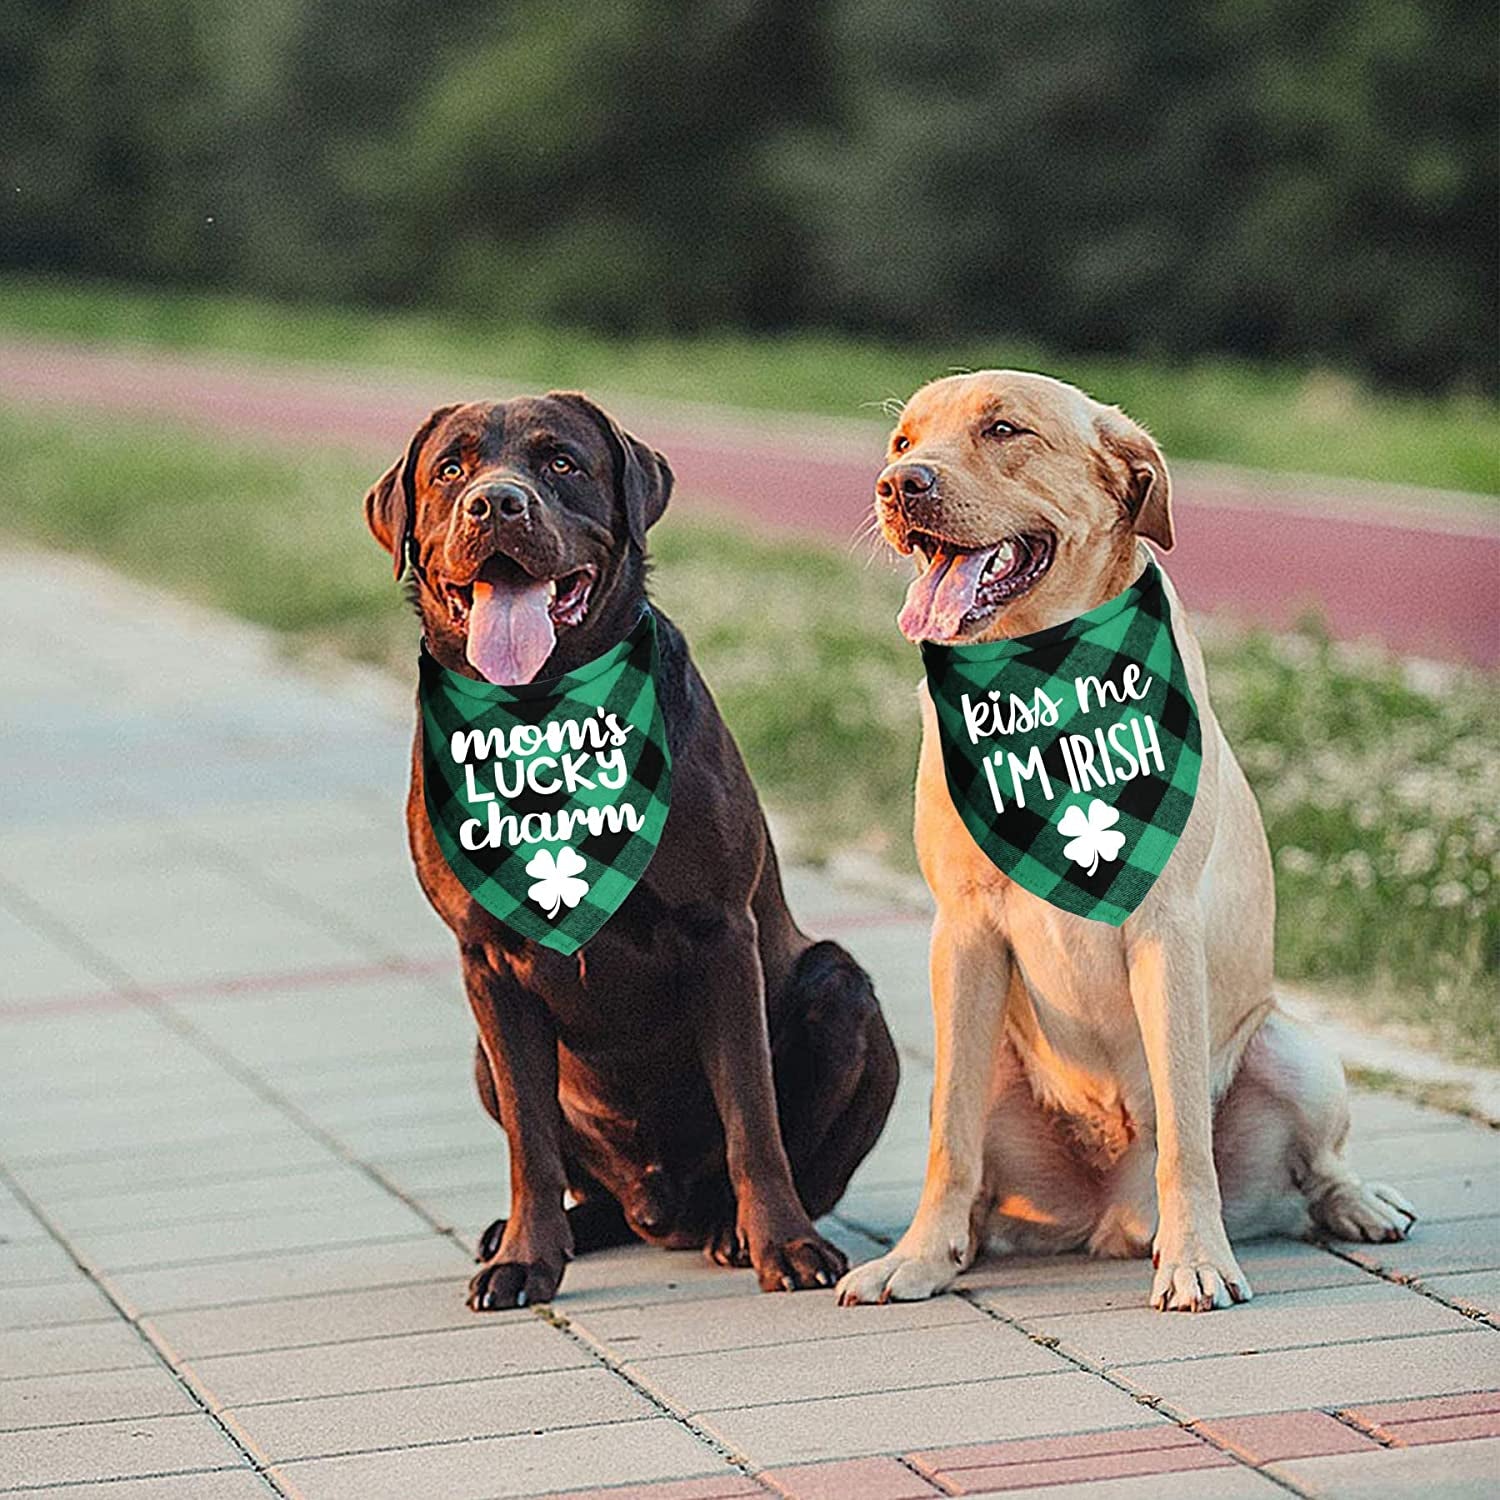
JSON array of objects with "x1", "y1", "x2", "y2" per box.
[
  {"x1": 418, "y1": 608, "x2": 672, "y2": 954},
  {"x1": 922, "y1": 558, "x2": 1201, "y2": 924}
]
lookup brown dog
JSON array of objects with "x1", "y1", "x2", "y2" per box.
[
  {"x1": 365, "y1": 394, "x2": 898, "y2": 1309},
  {"x1": 837, "y1": 371, "x2": 1413, "y2": 1312}
]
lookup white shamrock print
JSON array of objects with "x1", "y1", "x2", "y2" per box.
[
  {"x1": 1058, "y1": 798, "x2": 1126, "y2": 876},
  {"x1": 525, "y1": 846, "x2": 589, "y2": 920}
]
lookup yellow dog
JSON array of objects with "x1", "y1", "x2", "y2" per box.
[{"x1": 839, "y1": 372, "x2": 1414, "y2": 1312}]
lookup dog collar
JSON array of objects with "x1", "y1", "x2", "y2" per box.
[
  {"x1": 921, "y1": 560, "x2": 1201, "y2": 924},
  {"x1": 417, "y1": 609, "x2": 672, "y2": 952}
]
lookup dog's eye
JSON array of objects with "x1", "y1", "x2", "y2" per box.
[
  {"x1": 986, "y1": 420, "x2": 1020, "y2": 439},
  {"x1": 437, "y1": 459, "x2": 464, "y2": 482},
  {"x1": 549, "y1": 454, "x2": 576, "y2": 475},
  {"x1": 892, "y1": 435, "x2": 911, "y2": 453}
]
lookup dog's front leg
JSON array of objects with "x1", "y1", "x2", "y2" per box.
[
  {"x1": 696, "y1": 912, "x2": 846, "y2": 1292},
  {"x1": 1127, "y1": 917, "x2": 1251, "y2": 1312},
  {"x1": 461, "y1": 945, "x2": 572, "y2": 1311},
  {"x1": 838, "y1": 908, "x2": 1009, "y2": 1304}
]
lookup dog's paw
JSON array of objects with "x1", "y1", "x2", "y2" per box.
[
  {"x1": 836, "y1": 1246, "x2": 961, "y2": 1306},
  {"x1": 750, "y1": 1231, "x2": 847, "y2": 1292},
  {"x1": 703, "y1": 1221, "x2": 753, "y2": 1269},
  {"x1": 467, "y1": 1256, "x2": 564, "y2": 1312},
  {"x1": 477, "y1": 1216, "x2": 507, "y2": 1263},
  {"x1": 1150, "y1": 1230, "x2": 1251, "y2": 1312},
  {"x1": 1313, "y1": 1179, "x2": 1417, "y2": 1244}
]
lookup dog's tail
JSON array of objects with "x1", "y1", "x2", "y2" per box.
[{"x1": 774, "y1": 939, "x2": 900, "y2": 1219}]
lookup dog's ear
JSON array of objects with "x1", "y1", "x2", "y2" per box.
[
  {"x1": 364, "y1": 406, "x2": 458, "y2": 579},
  {"x1": 1097, "y1": 413, "x2": 1174, "y2": 552},
  {"x1": 550, "y1": 391, "x2": 673, "y2": 551}
]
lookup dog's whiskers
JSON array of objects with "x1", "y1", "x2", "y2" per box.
[
  {"x1": 860, "y1": 395, "x2": 907, "y2": 422},
  {"x1": 846, "y1": 510, "x2": 883, "y2": 559}
]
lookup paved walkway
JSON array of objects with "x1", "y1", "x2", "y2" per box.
[
  {"x1": 2, "y1": 336, "x2": 1498, "y2": 666},
  {"x1": 0, "y1": 548, "x2": 1497, "y2": 1500}
]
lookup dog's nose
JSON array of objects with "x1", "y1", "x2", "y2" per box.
[
  {"x1": 876, "y1": 463, "x2": 937, "y2": 505},
  {"x1": 493, "y1": 483, "x2": 529, "y2": 519},
  {"x1": 466, "y1": 483, "x2": 530, "y2": 522}
]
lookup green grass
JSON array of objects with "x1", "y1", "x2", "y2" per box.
[
  {"x1": 1343, "y1": 1067, "x2": 1491, "y2": 1126},
  {"x1": 2, "y1": 400, "x2": 1495, "y2": 1060},
  {"x1": 2, "y1": 273, "x2": 1498, "y2": 496}
]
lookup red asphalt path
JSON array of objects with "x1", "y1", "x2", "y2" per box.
[{"x1": 2, "y1": 337, "x2": 1496, "y2": 665}]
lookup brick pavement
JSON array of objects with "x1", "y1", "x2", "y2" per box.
[{"x1": 1, "y1": 548, "x2": 1496, "y2": 1498}]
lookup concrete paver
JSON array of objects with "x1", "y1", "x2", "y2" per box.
[
  {"x1": 0, "y1": 1316, "x2": 158, "y2": 1377},
  {"x1": 547, "y1": 1245, "x2": 774, "y2": 1311},
  {"x1": 628, "y1": 1318, "x2": 1071, "y2": 1410},
  {"x1": 71, "y1": 1199, "x2": 435, "y2": 1273},
  {"x1": 570, "y1": 1285, "x2": 987, "y2": 1359},
  {"x1": 1390, "y1": 1166, "x2": 1500, "y2": 1223},
  {"x1": 1, "y1": 546, "x2": 1496, "y2": 1499},
  {"x1": 0, "y1": 1235, "x2": 78, "y2": 1284},
  {"x1": 958, "y1": 1471, "x2": 1286, "y2": 1499},
  {"x1": 1418, "y1": 1268, "x2": 1500, "y2": 1318},
  {"x1": 0, "y1": 903, "x2": 115, "y2": 1000},
  {"x1": 0, "y1": 1276, "x2": 120, "y2": 1331},
  {"x1": 41, "y1": 1165, "x2": 410, "y2": 1236},
  {"x1": 1115, "y1": 1328, "x2": 1500, "y2": 1418},
  {"x1": 964, "y1": 1238, "x2": 1372, "y2": 1321},
  {"x1": 1272, "y1": 1436, "x2": 1500, "y2": 1500},
  {"x1": 1193, "y1": 1410, "x2": 1382, "y2": 1463},
  {"x1": 908, "y1": 1425, "x2": 1204, "y2": 1473},
  {"x1": 224, "y1": 1366, "x2": 657, "y2": 1463},
  {"x1": 1341, "y1": 1214, "x2": 1500, "y2": 1278},
  {"x1": 140, "y1": 1278, "x2": 498, "y2": 1361},
  {"x1": 0, "y1": 1363, "x2": 199, "y2": 1430},
  {"x1": 8, "y1": 1133, "x2": 341, "y2": 1201},
  {"x1": 548, "y1": 1482, "x2": 763, "y2": 1500},
  {"x1": 1340, "y1": 1389, "x2": 1500, "y2": 1431},
  {"x1": 98, "y1": 1238, "x2": 471, "y2": 1319},
  {"x1": 760, "y1": 1457, "x2": 940, "y2": 1499},
  {"x1": 695, "y1": 1370, "x2": 1169, "y2": 1465},
  {"x1": 938, "y1": 1444, "x2": 1238, "y2": 1492},
  {"x1": 1, "y1": 1099, "x2": 289, "y2": 1159},
  {"x1": 181, "y1": 1320, "x2": 591, "y2": 1408},
  {"x1": 267, "y1": 1417, "x2": 729, "y2": 1500},
  {"x1": 1034, "y1": 1281, "x2": 1474, "y2": 1368},
  {"x1": 10, "y1": 1475, "x2": 277, "y2": 1500},
  {"x1": 1346, "y1": 1129, "x2": 1498, "y2": 1180},
  {"x1": 0, "y1": 1409, "x2": 248, "y2": 1489}
]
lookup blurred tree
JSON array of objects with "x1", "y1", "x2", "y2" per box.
[
  {"x1": 1, "y1": 0, "x2": 1493, "y2": 388},
  {"x1": 3, "y1": 0, "x2": 239, "y2": 283},
  {"x1": 351, "y1": 0, "x2": 834, "y2": 329},
  {"x1": 778, "y1": 0, "x2": 1496, "y2": 388}
]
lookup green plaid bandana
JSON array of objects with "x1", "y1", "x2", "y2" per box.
[
  {"x1": 922, "y1": 560, "x2": 1200, "y2": 924},
  {"x1": 418, "y1": 610, "x2": 672, "y2": 954}
]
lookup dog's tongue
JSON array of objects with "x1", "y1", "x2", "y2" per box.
[
  {"x1": 898, "y1": 546, "x2": 993, "y2": 642},
  {"x1": 466, "y1": 576, "x2": 556, "y2": 684}
]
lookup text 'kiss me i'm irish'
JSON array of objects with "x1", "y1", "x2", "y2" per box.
[{"x1": 961, "y1": 665, "x2": 1165, "y2": 814}]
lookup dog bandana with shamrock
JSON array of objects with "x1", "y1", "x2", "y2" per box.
[
  {"x1": 418, "y1": 610, "x2": 672, "y2": 954},
  {"x1": 922, "y1": 558, "x2": 1201, "y2": 924}
]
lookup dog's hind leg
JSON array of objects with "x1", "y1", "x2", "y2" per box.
[
  {"x1": 1216, "y1": 1009, "x2": 1416, "y2": 1244},
  {"x1": 474, "y1": 1037, "x2": 502, "y2": 1123},
  {"x1": 978, "y1": 1040, "x2": 1105, "y2": 1258},
  {"x1": 773, "y1": 940, "x2": 899, "y2": 1220},
  {"x1": 471, "y1": 1040, "x2": 635, "y2": 1262},
  {"x1": 476, "y1": 1193, "x2": 635, "y2": 1263}
]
